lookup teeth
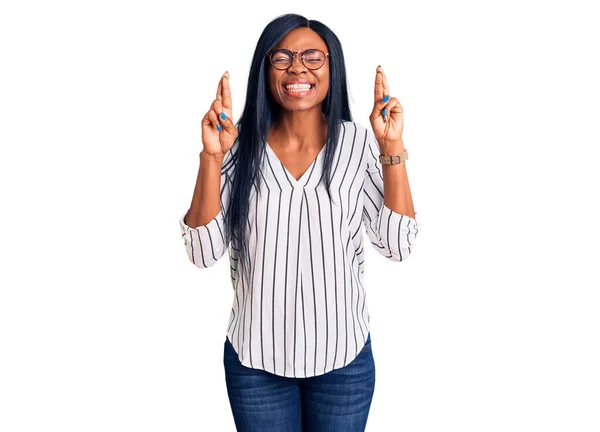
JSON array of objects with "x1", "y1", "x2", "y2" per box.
[{"x1": 285, "y1": 83, "x2": 312, "y2": 91}]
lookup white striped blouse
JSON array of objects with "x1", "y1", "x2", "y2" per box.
[{"x1": 179, "y1": 120, "x2": 420, "y2": 378}]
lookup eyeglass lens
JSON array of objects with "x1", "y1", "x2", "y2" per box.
[{"x1": 270, "y1": 50, "x2": 326, "y2": 70}]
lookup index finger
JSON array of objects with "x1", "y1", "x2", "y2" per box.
[
  {"x1": 216, "y1": 74, "x2": 223, "y2": 100},
  {"x1": 221, "y1": 72, "x2": 232, "y2": 110}
]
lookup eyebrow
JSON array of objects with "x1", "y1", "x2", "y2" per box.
[{"x1": 274, "y1": 48, "x2": 324, "y2": 51}]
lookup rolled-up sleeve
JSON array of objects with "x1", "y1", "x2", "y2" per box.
[
  {"x1": 179, "y1": 144, "x2": 237, "y2": 268},
  {"x1": 362, "y1": 131, "x2": 420, "y2": 262}
]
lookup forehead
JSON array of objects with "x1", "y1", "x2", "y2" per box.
[{"x1": 273, "y1": 28, "x2": 327, "y2": 52}]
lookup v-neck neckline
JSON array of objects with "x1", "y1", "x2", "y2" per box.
[{"x1": 265, "y1": 141, "x2": 326, "y2": 187}]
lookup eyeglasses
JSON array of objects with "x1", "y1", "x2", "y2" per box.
[{"x1": 266, "y1": 49, "x2": 329, "y2": 71}]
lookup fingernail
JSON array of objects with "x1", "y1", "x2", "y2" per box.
[
  {"x1": 381, "y1": 95, "x2": 390, "y2": 103},
  {"x1": 220, "y1": 112, "x2": 227, "y2": 120},
  {"x1": 217, "y1": 124, "x2": 222, "y2": 131},
  {"x1": 382, "y1": 108, "x2": 387, "y2": 116}
]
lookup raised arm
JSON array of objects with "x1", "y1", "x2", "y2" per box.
[
  {"x1": 363, "y1": 65, "x2": 420, "y2": 261},
  {"x1": 179, "y1": 71, "x2": 239, "y2": 268}
]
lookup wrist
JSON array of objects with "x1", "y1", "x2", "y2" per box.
[
  {"x1": 380, "y1": 140, "x2": 405, "y2": 155},
  {"x1": 200, "y1": 150, "x2": 225, "y2": 164}
]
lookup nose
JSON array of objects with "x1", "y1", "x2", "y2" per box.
[{"x1": 288, "y1": 53, "x2": 308, "y2": 73}]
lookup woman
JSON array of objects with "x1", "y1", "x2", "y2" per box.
[{"x1": 179, "y1": 13, "x2": 420, "y2": 431}]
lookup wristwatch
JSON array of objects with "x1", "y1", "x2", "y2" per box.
[{"x1": 379, "y1": 149, "x2": 408, "y2": 165}]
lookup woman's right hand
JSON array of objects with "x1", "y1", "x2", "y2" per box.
[{"x1": 201, "y1": 71, "x2": 238, "y2": 157}]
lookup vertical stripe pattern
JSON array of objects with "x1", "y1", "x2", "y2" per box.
[{"x1": 179, "y1": 121, "x2": 421, "y2": 378}]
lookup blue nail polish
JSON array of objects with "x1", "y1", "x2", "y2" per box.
[
  {"x1": 382, "y1": 95, "x2": 390, "y2": 103},
  {"x1": 220, "y1": 112, "x2": 227, "y2": 120},
  {"x1": 382, "y1": 108, "x2": 387, "y2": 116},
  {"x1": 217, "y1": 124, "x2": 222, "y2": 131}
]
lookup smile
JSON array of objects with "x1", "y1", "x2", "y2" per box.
[{"x1": 282, "y1": 83, "x2": 314, "y2": 97}]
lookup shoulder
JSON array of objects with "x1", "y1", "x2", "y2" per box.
[
  {"x1": 340, "y1": 120, "x2": 367, "y2": 131},
  {"x1": 340, "y1": 120, "x2": 374, "y2": 140},
  {"x1": 339, "y1": 122, "x2": 381, "y2": 171},
  {"x1": 339, "y1": 121, "x2": 375, "y2": 150}
]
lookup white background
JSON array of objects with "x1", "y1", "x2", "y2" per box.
[{"x1": 1, "y1": 0, "x2": 599, "y2": 431}]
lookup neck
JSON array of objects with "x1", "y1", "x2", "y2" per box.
[{"x1": 269, "y1": 107, "x2": 327, "y2": 150}]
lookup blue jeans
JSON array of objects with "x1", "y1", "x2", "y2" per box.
[{"x1": 223, "y1": 333, "x2": 375, "y2": 431}]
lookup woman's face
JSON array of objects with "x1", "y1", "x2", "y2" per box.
[{"x1": 267, "y1": 27, "x2": 330, "y2": 113}]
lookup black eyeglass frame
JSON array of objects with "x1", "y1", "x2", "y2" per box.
[{"x1": 266, "y1": 49, "x2": 330, "y2": 71}]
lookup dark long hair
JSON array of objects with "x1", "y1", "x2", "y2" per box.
[{"x1": 225, "y1": 13, "x2": 353, "y2": 273}]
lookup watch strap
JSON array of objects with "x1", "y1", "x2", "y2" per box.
[{"x1": 379, "y1": 149, "x2": 408, "y2": 165}]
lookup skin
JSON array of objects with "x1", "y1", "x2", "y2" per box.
[
  {"x1": 370, "y1": 66, "x2": 415, "y2": 219},
  {"x1": 185, "y1": 28, "x2": 415, "y2": 228},
  {"x1": 265, "y1": 27, "x2": 330, "y2": 181},
  {"x1": 185, "y1": 71, "x2": 236, "y2": 228}
]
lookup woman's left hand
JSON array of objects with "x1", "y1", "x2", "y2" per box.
[{"x1": 369, "y1": 66, "x2": 404, "y2": 153}]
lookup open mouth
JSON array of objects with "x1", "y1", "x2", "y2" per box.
[
  {"x1": 283, "y1": 83, "x2": 314, "y2": 92},
  {"x1": 282, "y1": 83, "x2": 314, "y2": 97}
]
